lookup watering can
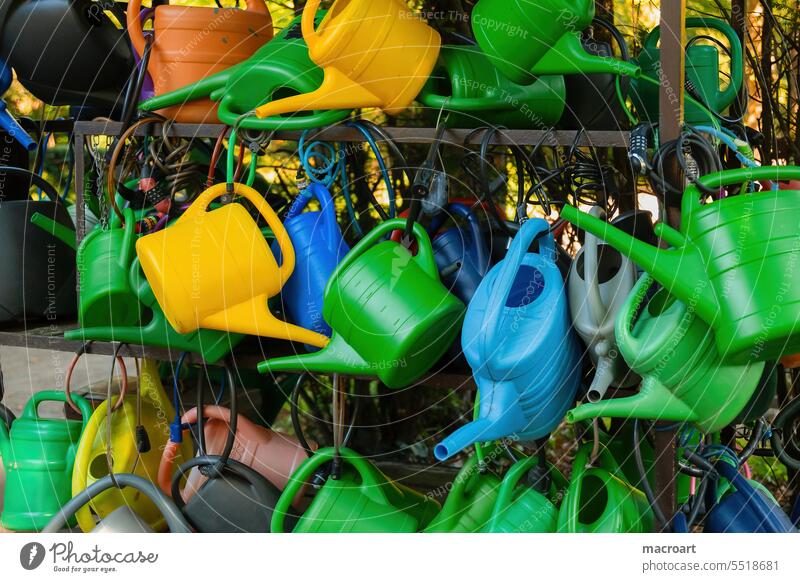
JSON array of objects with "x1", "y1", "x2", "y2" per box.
[
  {"x1": 630, "y1": 18, "x2": 743, "y2": 125},
  {"x1": 424, "y1": 455, "x2": 501, "y2": 532},
  {"x1": 139, "y1": 13, "x2": 350, "y2": 130},
  {"x1": 136, "y1": 182, "x2": 329, "y2": 348},
  {"x1": 254, "y1": 0, "x2": 441, "y2": 120},
  {"x1": 470, "y1": 0, "x2": 639, "y2": 87},
  {"x1": 434, "y1": 219, "x2": 582, "y2": 461},
  {"x1": 259, "y1": 219, "x2": 466, "y2": 388},
  {"x1": 557, "y1": 442, "x2": 653, "y2": 533},
  {"x1": 0, "y1": 390, "x2": 92, "y2": 531},
  {"x1": 484, "y1": 455, "x2": 566, "y2": 533},
  {"x1": 272, "y1": 183, "x2": 349, "y2": 348},
  {"x1": 0, "y1": 0, "x2": 133, "y2": 108},
  {"x1": 127, "y1": 0, "x2": 273, "y2": 123},
  {"x1": 568, "y1": 207, "x2": 639, "y2": 402},
  {"x1": 71, "y1": 359, "x2": 193, "y2": 533},
  {"x1": 0, "y1": 58, "x2": 35, "y2": 151},
  {"x1": 417, "y1": 45, "x2": 566, "y2": 128},
  {"x1": 567, "y1": 274, "x2": 765, "y2": 433},
  {"x1": 705, "y1": 460, "x2": 797, "y2": 533},
  {"x1": 562, "y1": 166, "x2": 800, "y2": 363},
  {"x1": 272, "y1": 447, "x2": 440, "y2": 533}
]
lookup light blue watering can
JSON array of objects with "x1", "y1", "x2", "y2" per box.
[{"x1": 435, "y1": 219, "x2": 582, "y2": 461}]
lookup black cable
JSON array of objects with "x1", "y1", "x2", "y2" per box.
[
  {"x1": 647, "y1": 127, "x2": 722, "y2": 201},
  {"x1": 0, "y1": 166, "x2": 61, "y2": 201},
  {"x1": 291, "y1": 374, "x2": 315, "y2": 457},
  {"x1": 120, "y1": 33, "x2": 154, "y2": 132},
  {"x1": 195, "y1": 360, "x2": 238, "y2": 479},
  {"x1": 771, "y1": 396, "x2": 800, "y2": 470},
  {"x1": 633, "y1": 419, "x2": 669, "y2": 531},
  {"x1": 739, "y1": 418, "x2": 767, "y2": 465}
]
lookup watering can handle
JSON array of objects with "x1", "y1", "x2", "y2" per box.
[
  {"x1": 487, "y1": 454, "x2": 539, "y2": 530},
  {"x1": 181, "y1": 183, "x2": 295, "y2": 284},
  {"x1": 129, "y1": 256, "x2": 157, "y2": 307},
  {"x1": 22, "y1": 390, "x2": 93, "y2": 429},
  {"x1": 301, "y1": 0, "x2": 323, "y2": 48},
  {"x1": 306, "y1": 182, "x2": 342, "y2": 252},
  {"x1": 431, "y1": 455, "x2": 480, "y2": 532},
  {"x1": 582, "y1": 206, "x2": 615, "y2": 337},
  {"x1": 119, "y1": 208, "x2": 137, "y2": 268},
  {"x1": 449, "y1": 203, "x2": 490, "y2": 276},
  {"x1": 71, "y1": 398, "x2": 110, "y2": 532}
]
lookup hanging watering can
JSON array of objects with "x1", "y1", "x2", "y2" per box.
[
  {"x1": 417, "y1": 45, "x2": 565, "y2": 128},
  {"x1": 0, "y1": 0, "x2": 133, "y2": 108},
  {"x1": 127, "y1": 0, "x2": 273, "y2": 123},
  {"x1": 259, "y1": 219, "x2": 466, "y2": 388},
  {"x1": 630, "y1": 18, "x2": 743, "y2": 126},
  {"x1": 568, "y1": 206, "x2": 639, "y2": 402},
  {"x1": 424, "y1": 455, "x2": 501, "y2": 532},
  {"x1": 557, "y1": 442, "x2": 653, "y2": 533},
  {"x1": 139, "y1": 13, "x2": 350, "y2": 130},
  {"x1": 71, "y1": 359, "x2": 193, "y2": 533},
  {"x1": 136, "y1": 182, "x2": 329, "y2": 348},
  {"x1": 470, "y1": 0, "x2": 639, "y2": 86},
  {"x1": 705, "y1": 460, "x2": 798, "y2": 533},
  {"x1": 0, "y1": 390, "x2": 92, "y2": 531},
  {"x1": 567, "y1": 274, "x2": 765, "y2": 433},
  {"x1": 272, "y1": 183, "x2": 349, "y2": 348},
  {"x1": 272, "y1": 447, "x2": 440, "y2": 533},
  {"x1": 562, "y1": 166, "x2": 800, "y2": 362},
  {"x1": 435, "y1": 219, "x2": 582, "y2": 461},
  {"x1": 254, "y1": 0, "x2": 441, "y2": 120}
]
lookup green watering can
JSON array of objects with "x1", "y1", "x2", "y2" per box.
[
  {"x1": 484, "y1": 455, "x2": 566, "y2": 533},
  {"x1": 561, "y1": 166, "x2": 800, "y2": 363},
  {"x1": 139, "y1": 14, "x2": 349, "y2": 129},
  {"x1": 568, "y1": 274, "x2": 764, "y2": 433},
  {"x1": 630, "y1": 18, "x2": 743, "y2": 125},
  {"x1": 557, "y1": 443, "x2": 653, "y2": 533},
  {"x1": 425, "y1": 455, "x2": 501, "y2": 532},
  {"x1": 0, "y1": 391, "x2": 92, "y2": 531},
  {"x1": 417, "y1": 45, "x2": 565, "y2": 128},
  {"x1": 259, "y1": 219, "x2": 465, "y2": 388},
  {"x1": 271, "y1": 447, "x2": 440, "y2": 533},
  {"x1": 470, "y1": 0, "x2": 639, "y2": 86}
]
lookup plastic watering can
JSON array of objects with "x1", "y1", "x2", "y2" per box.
[
  {"x1": 630, "y1": 18, "x2": 743, "y2": 125},
  {"x1": 557, "y1": 443, "x2": 653, "y2": 533},
  {"x1": 0, "y1": 391, "x2": 92, "y2": 531},
  {"x1": 567, "y1": 274, "x2": 764, "y2": 433},
  {"x1": 259, "y1": 218, "x2": 465, "y2": 388},
  {"x1": 255, "y1": 0, "x2": 441, "y2": 119},
  {"x1": 127, "y1": 0, "x2": 273, "y2": 123},
  {"x1": 435, "y1": 219, "x2": 582, "y2": 461},
  {"x1": 271, "y1": 447, "x2": 440, "y2": 533},
  {"x1": 71, "y1": 359, "x2": 192, "y2": 533},
  {"x1": 470, "y1": 0, "x2": 639, "y2": 86},
  {"x1": 484, "y1": 455, "x2": 566, "y2": 533},
  {"x1": 272, "y1": 183, "x2": 349, "y2": 348},
  {"x1": 568, "y1": 207, "x2": 639, "y2": 402},
  {"x1": 136, "y1": 182, "x2": 329, "y2": 348},
  {"x1": 0, "y1": 58, "x2": 35, "y2": 151},
  {"x1": 424, "y1": 455, "x2": 501, "y2": 532},
  {"x1": 417, "y1": 45, "x2": 566, "y2": 128},
  {"x1": 561, "y1": 166, "x2": 800, "y2": 362},
  {"x1": 705, "y1": 460, "x2": 798, "y2": 533},
  {"x1": 140, "y1": 14, "x2": 350, "y2": 130}
]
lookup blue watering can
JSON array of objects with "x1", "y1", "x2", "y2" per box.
[
  {"x1": 435, "y1": 219, "x2": 582, "y2": 461},
  {"x1": 429, "y1": 203, "x2": 490, "y2": 305},
  {"x1": 0, "y1": 58, "x2": 35, "y2": 151},
  {"x1": 705, "y1": 460, "x2": 797, "y2": 533},
  {"x1": 272, "y1": 182, "x2": 349, "y2": 350}
]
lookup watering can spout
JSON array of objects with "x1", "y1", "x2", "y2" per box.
[
  {"x1": 30, "y1": 212, "x2": 76, "y2": 250},
  {"x1": 434, "y1": 418, "x2": 500, "y2": 462},
  {"x1": 139, "y1": 72, "x2": 231, "y2": 113},
  {"x1": 532, "y1": 33, "x2": 641, "y2": 78},
  {"x1": 257, "y1": 333, "x2": 372, "y2": 377}
]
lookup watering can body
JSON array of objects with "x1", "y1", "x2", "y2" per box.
[
  {"x1": 271, "y1": 447, "x2": 440, "y2": 533},
  {"x1": 1, "y1": 200, "x2": 76, "y2": 323},
  {"x1": 561, "y1": 166, "x2": 800, "y2": 363},
  {"x1": 136, "y1": 183, "x2": 329, "y2": 349},
  {"x1": 631, "y1": 18, "x2": 743, "y2": 125},
  {"x1": 259, "y1": 219, "x2": 466, "y2": 388},
  {"x1": 255, "y1": 0, "x2": 441, "y2": 119},
  {"x1": 127, "y1": 0, "x2": 273, "y2": 123},
  {"x1": 140, "y1": 13, "x2": 350, "y2": 130},
  {"x1": 435, "y1": 219, "x2": 582, "y2": 461},
  {"x1": 418, "y1": 45, "x2": 565, "y2": 128},
  {"x1": 0, "y1": 391, "x2": 92, "y2": 531},
  {"x1": 568, "y1": 274, "x2": 764, "y2": 433},
  {"x1": 272, "y1": 183, "x2": 349, "y2": 347}
]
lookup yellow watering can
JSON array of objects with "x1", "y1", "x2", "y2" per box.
[
  {"x1": 255, "y1": 0, "x2": 441, "y2": 119},
  {"x1": 136, "y1": 183, "x2": 329, "y2": 347},
  {"x1": 71, "y1": 358, "x2": 192, "y2": 532}
]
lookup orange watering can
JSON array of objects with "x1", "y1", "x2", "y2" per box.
[
  {"x1": 255, "y1": 0, "x2": 441, "y2": 119},
  {"x1": 135, "y1": 182, "x2": 329, "y2": 347},
  {"x1": 127, "y1": 0, "x2": 273, "y2": 123}
]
